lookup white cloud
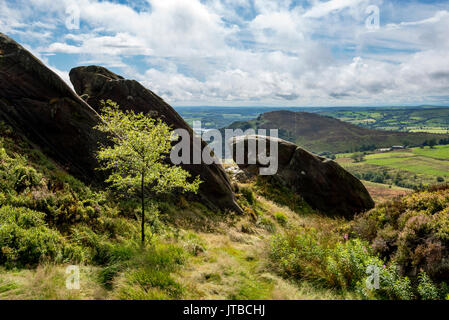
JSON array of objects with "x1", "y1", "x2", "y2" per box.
[
  {"x1": 303, "y1": 0, "x2": 366, "y2": 18},
  {"x1": 47, "y1": 33, "x2": 154, "y2": 56},
  {"x1": 1, "y1": 0, "x2": 449, "y2": 106}
]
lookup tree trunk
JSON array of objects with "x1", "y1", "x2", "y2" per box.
[{"x1": 141, "y1": 171, "x2": 145, "y2": 246}]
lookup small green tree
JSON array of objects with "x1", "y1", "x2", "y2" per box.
[{"x1": 94, "y1": 100, "x2": 201, "y2": 245}]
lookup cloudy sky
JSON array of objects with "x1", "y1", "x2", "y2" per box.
[{"x1": 1, "y1": 0, "x2": 449, "y2": 106}]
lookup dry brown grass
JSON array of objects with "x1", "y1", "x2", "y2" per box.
[
  {"x1": 362, "y1": 180, "x2": 412, "y2": 203},
  {"x1": 176, "y1": 183, "x2": 350, "y2": 300},
  {"x1": 0, "y1": 180, "x2": 354, "y2": 300},
  {"x1": 0, "y1": 264, "x2": 107, "y2": 300}
]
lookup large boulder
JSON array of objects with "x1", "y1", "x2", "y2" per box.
[
  {"x1": 0, "y1": 33, "x2": 106, "y2": 180},
  {"x1": 69, "y1": 66, "x2": 242, "y2": 214},
  {"x1": 229, "y1": 135, "x2": 375, "y2": 218},
  {"x1": 0, "y1": 33, "x2": 241, "y2": 214}
]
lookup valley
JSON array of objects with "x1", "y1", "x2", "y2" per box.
[
  {"x1": 176, "y1": 106, "x2": 449, "y2": 135},
  {"x1": 222, "y1": 110, "x2": 449, "y2": 154}
]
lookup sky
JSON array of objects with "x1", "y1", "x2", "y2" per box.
[{"x1": 1, "y1": 0, "x2": 449, "y2": 107}]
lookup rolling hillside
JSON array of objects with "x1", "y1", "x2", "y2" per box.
[
  {"x1": 337, "y1": 145, "x2": 449, "y2": 189},
  {"x1": 320, "y1": 107, "x2": 449, "y2": 133},
  {"x1": 225, "y1": 110, "x2": 449, "y2": 154}
]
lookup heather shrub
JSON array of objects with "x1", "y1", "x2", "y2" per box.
[
  {"x1": 270, "y1": 229, "x2": 328, "y2": 281},
  {"x1": 417, "y1": 272, "x2": 440, "y2": 300},
  {"x1": 255, "y1": 176, "x2": 312, "y2": 213},
  {"x1": 0, "y1": 206, "x2": 83, "y2": 267},
  {"x1": 0, "y1": 205, "x2": 46, "y2": 228},
  {"x1": 271, "y1": 229, "x2": 420, "y2": 299},
  {"x1": 240, "y1": 186, "x2": 256, "y2": 205},
  {"x1": 0, "y1": 144, "x2": 41, "y2": 193},
  {"x1": 353, "y1": 186, "x2": 449, "y2": 281},
  {"x1": 274, "y1": 211, "x2": 288, "y2": 225},
  {"x1": 325, "y1": 239, "x2": 414, "y2": 300},
  {"x1": 12, "y1": 164, "x2": 41, "y2": 193},
  {"x1": 257, "y1": 216, "x2": 276, "y2": 233},
  {"x1": 326, "y1": 239, "x2": 382, "y2": 289}
]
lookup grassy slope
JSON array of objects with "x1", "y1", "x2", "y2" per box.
[
  {"x1": 361, "y1": 180, "x2": 411, "y2": 204},
  {"x1": 1, "y1": 122, "x2": 448, "y2": 300},
  {"x1": 225, "y1": 110, "x2": 448, "y2": 154},
  {"x1": 176, "y1": 194, "x2": 350, "y2": 300},
  {"x1": 0, "y1": 198, "x2": 349, "y2": 300},
  {"x1": 0, "y1": 123, "x2": 348, "y2": 300}
]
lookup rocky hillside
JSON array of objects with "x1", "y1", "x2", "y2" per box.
[
  {"x1": 229, "y1": 135, "x2": 374, "y2": 218},
  {"x1": 0, "y1": 33, "x2": 240, "y2": 214},
  {"x1": 69, "y1": 66, "x2": 240, "y2": 214},
  {"x1": 0, "y1": 33, "x2": 105, "y2": 181},
  {"x1": 225, "y1": 110, "x2": 449, "y2": 154},
  {"x1": 1, "y1": 33, "x2": 449, "y2": 301}
]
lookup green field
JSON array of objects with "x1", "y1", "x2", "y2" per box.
[
  {"x1": 413, "y1": 145, "x2": 449, "y2": 159},
  {"x1": 365, "y1": 154, "x2": 449, "y2": 177},
  {"x1": 337, "y1": 145, "x2": 449, "y2": 189},
  {"x1": 321, "y1": 107, "x2": 449, "y2": 134}
]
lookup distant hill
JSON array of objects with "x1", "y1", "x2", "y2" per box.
[{"x1": 224, "y1": 110, "x2": 449, "y2": 154}]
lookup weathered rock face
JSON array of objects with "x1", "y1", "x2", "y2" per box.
[
  {"x1": 229, "y1": 135, "x2": 375, "y2": 218},
  {"x1": 0, "y1": 33, "x2": 106, "y2": 181},
  {"x1": 69, "y1": 66, "x2": 242, "y2": 214},
  {"x1": 0, "y1": 34, "x2": 240, "y2": 215}
]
